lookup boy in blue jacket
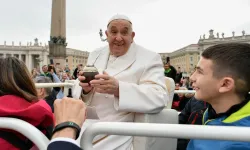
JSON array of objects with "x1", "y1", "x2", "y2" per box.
[{"x1": 187, "y1": 43, "x2": 250, "y2": 150}]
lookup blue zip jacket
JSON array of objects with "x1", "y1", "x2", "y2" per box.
[{"x1": 187, "y1": 100, "x2": 250, "y2": 150}]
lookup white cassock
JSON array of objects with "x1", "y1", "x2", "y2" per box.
[{"x1": 73, "y1": 42, "x2": 168, "y2": 150}]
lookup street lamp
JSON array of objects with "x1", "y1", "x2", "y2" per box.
[{"x1": 99, "y1": 29, "x2": 107, "y2": 42}]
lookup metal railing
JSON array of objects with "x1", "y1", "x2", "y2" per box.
[
  {"x1": 174, "y1": 90, "x2": 250, "y2": 94},
  {"x1": 35, "y1": 82, "x2": 74, "y2": 88},
  {"x1": 34, "y1": 82, "x2": 196, "y2": 97},
  {"x1": 33, "y1": 82, "x2": 250, "y2": 150},
  {"x1": 174, "y1": 90, "x2": 195, "y2": 94},
  {"x1": 35, "y1": 80, "x2": 74, "y2": 96},
  {"x1": 81, "y1": 122, "x2": 250, "y2": 150},
  {"x1": 0, "y1": 117, "x2": 49, "y2": 150},
  {"x1": 34, "y1": 81, "x2": 249, "y2": 97}
]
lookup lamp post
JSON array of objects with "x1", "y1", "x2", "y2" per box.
[{"x1": 99, "y1": 29, "x2": 107, "y2": 42}]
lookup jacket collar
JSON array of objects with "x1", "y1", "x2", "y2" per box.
[
  {"x1": 204, "y1": 95, "x2": 250, "y2": 123},
  {"x1": 207, "y1": 100, "x2": 249, "y2": 120}
]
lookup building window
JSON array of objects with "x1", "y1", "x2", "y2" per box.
[
  {"x1": 190, "y1": 57, "x2": 193, "y2": 61},
  {"x1": 14, "y1": 54, "x2": 19, "y2": 58},
  {"x1": 190, "y1": 64, "x2": 194, "y2": 70},
  {"x1": 21, "y1": 55, "x2": 26, "y2": 62},
  {"x1": 66, "y1": 59, "x2": 68, "y2": 63}
]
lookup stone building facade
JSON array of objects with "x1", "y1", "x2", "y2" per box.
[
  {"x1": 0, "y1": 39, "x2": 89, "y2": 72},
  {"x1": 66, "y1": 48, "x2": 89, "y2": 70},
  {"x1": 0, "y1": 39, "x2": 49, "y2": 72},
  {"x1": 159, "y1": 30, "x2": 250, "y2": 76}
]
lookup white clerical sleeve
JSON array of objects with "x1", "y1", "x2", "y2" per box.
[{"x1": 114, "y1": 54, "x2": 168, "y2": 113}]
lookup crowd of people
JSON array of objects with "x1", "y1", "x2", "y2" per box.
[
  {"x1": 0, "y1": 14, "x2": 250, "y2": 150},
  {"x1": 163, "y1": 58, "x2": 195, "y2": 112}
]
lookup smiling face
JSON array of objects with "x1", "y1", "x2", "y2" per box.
[
  {"x1": 62, "y1": 72, "x2": 68, "y2": 80},
  {"x1": 105, "y1": 19, "x2": 135, "y2": 57},
  {"x1": 42, "y1": 65, "x2": 48, "y2": 73},
  {"x1": 190, "y1": 57, "x2": 223, "y2": 102},
  {"x1": 164, "y1": 64, "x2": 170, "y2": 70}
]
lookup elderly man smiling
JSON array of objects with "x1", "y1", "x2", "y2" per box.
[{"x1": 73, "y1": 14, "x2": 167, "y2": 150}]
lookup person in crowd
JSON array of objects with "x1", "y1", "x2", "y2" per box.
[
  {"x1": 0, "y1": 57, "x2": 54, "y2": 150},
  {"x1": 34, "y1": 76, "x2": 57, "y2": 112},
  {"x1": 48, "y1": 67, "x2": 65, "y2": 99},
  {"x1": 164, "y1": 57, "x2": 177, "y2": 80},
  {"x1": 47, "y1": 97, "x2": 86, "y2": 150},
  {"x1": 172, "y1": 87, "x2": 192, "y2": 111},
  {"x1": 65, "y1": 70, "x2": 72, "y2": 80},
  {"x1": 187, "y1": 43, "x2": 250, "y2": 150},
  {"x1": 175, "y1": 83, "x2": 180, "y2": 90},
  {"x1": 73, "y1": 64, "x2": 83, "y2": 79},
  {"x1": 40, "y1": 65, "x2": 53, "y2": 79},
  {"x1": 55, "y1": 67, "x2": 63, "y2": 81},
  {"x1": 49, "y1": 70, "x2": 70, "y2": 100},
  {"x1": 31, "y1": 68, "x2": 39, "y2": 79},
  {"x1": 175, "y1": 67, "x2": 182, "y2": 83},
  {"x1": 181, "y1": 77, "x2": 190, "y2": 89},
  {"x1": 76, "y1": 68, "x2": 84, "y2": 79},
  {"x1": 172, "y1": 84, "x2": 180, "y2": 110},
  {"x1": 61, "y1": 72, "x2": 70, "y2": 82},
  {"x1": 73, "y1": 14, "x2": 167, "y2": 150}
]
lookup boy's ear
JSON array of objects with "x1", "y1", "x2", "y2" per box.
[{"x1": 218, "y1": 77, "x2": 235, "y2": 93}]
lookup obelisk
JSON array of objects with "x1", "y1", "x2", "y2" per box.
[{"x1": 49, "y1": 0, "x2": 66, "y2": 68}]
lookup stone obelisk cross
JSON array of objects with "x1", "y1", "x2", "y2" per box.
[{"x1": 48, "y1": 0, "x2": 67, "y2": 68}]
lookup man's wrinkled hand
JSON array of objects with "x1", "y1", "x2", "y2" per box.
[
  {"x1": 90, "y1": 71, "x2": 119, "y2": 97},
  {"x1": 78, "y1": 74, "x2": 93, "y2": 94}
]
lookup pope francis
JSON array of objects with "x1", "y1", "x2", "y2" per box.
[{"x1": 73, "y1": 14, "x2": 168, "y2": 150}]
